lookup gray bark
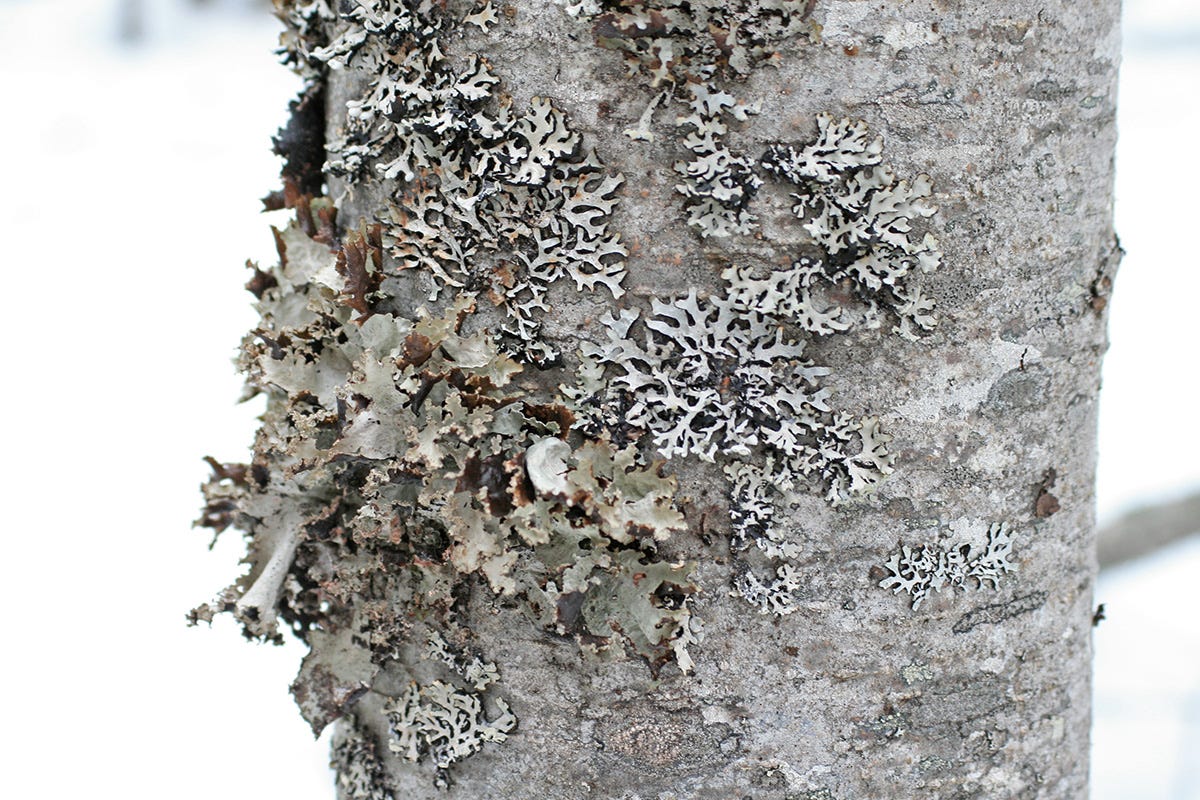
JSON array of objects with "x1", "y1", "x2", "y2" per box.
[{"x1": 199, "y1": 1, "x2": 1119, "y2": 798}]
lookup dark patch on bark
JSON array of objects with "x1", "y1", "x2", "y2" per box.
[
  {"x1": 985, "y1": 365, "x2": 1049, "y2": 414},
  {"x1": 291, "y1": 661, "x2": 370, "y2": 736},
  {"x1": 274, "y1": 85, "x2": 327, "y2": 197},
  {"x1": 292, "y1": 189, "x2": 339, "y2": 245},
  {"x1": 203, "y1": 456, "x2": 250, "y2": 485},
  {"x1": 1027, "y1": 78, "x2": 1077, "y2": 102},
  {"x1": 854, "y1": 711, "x2": 908, "y2": 741},
  {"x1": 410, "y1": 517, "x2": 450, "y2": 563},
  {"x1": 398, "y1": 332, "x2": 436, "y2": 370},
  {"x1": 1034, "y1": 468, "x2": 1060, "y2": 518},
  {"x1": 522, "y1": 402, "x2": 575, "y2": 437},
  {"x1": 555, "y1": 591, "x2": 587, "y2": 634},
  {"x1": 337, "y1": 223, "x2": 385, "y2": 320},
  {"x1": 457, "y1": 452, "x2": 517, "y2": 516},
  {"x1": 1090, "y1": 233, "x2": 1123, "y2": 313},
  {"x1": 953, "y1": 591, "x2": 1048, "y2": 634},
  {"x1": 244, "y1": 258, "x2": 279, "y2": 299}
]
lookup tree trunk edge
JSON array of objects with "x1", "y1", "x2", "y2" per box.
[{"x1": 203, "y1": 2, "x2": 1121, "y2": 798}]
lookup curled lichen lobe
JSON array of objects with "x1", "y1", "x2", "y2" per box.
[{"x1": 198, "y1": 0, "x2": 971, "y2": 792}]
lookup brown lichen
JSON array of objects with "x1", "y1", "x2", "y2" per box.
[{"x1": 201, "y1": 0, "x2": 955, "y2": 790}]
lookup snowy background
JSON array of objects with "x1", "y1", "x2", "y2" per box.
[
  {"x1": 1094, "y1": 1, "x2": 1200, "y2": 797},
  {"x1": 0, "y1": 0, "x2": 1195, "y2": 797}
]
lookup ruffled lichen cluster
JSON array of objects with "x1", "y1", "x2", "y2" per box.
[
  {"x1": 294, "y1": 0, "x2": 629, "y2": 365},
  {"x1": 194, "y1": 180, "x2": 697, "y2": 784},
  {"x1": 193, "y1": 0, "x2": 985, "y2": 791},
  {"x1": 563, "y1": 257, "x2": 898, "y2": 614},
  {"x1": 196, "y1": 201, "x2": 699, "y2": 630},
  {"x1": 564, "y1": 0, "x2": 819, "y2": 236},
  {"x1": 760, "y1": 114, "x2": 942, "y2": 339},
  {"x1": 565, "y1": 280, "x2": 895, "y2": 500}
]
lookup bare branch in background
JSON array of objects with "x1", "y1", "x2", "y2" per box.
[
  {"x1": 117, "y1": 0, "x2": 143, "y2": 43},
  {"x1": 1098, "y1": 490, "x2": 1200, "y2": 569}
]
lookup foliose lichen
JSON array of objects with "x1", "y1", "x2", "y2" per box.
[
  {"x1": 759, "y1": 113, "x2": 942, "y2": 339},
  {"x1": 200, "y1": 0, "x2": 952, "y2": 789},
  {"x1": 195, "y1": 193, "x2": 694, "y2": 783},
  {"x1": 331, "y1": 715, "x2": 395, "y2": 800},
  {"x1": 300, "y1": 0, "x2": 628, "y2": 365},
  {"x1": 562, "y1": 0, "x2": 943, "y2": 327},
  {"x1": 878, "y1": 522, "x2": 1017, "y2": 610},
  {"x1": 562, "y1": 241, "x2": 901, "y2": 614},
  {"x1": 733, "y1": 562, "x2": 806, "y2": 616},
  {"x1": 383, "y1": 633, "x2": 517, "y2": 788},
  {"x1": 565, "y1": 276, "x2": 895, "y2": 499},
  {"x1": 563, "y1": 0, "x2": 820, "y2": 237}
]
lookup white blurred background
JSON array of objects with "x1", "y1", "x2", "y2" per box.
[
  {"x1": 0, "y1": 0, "x2": 1195, "y2": 797},
  {"x1": 1092, "y1": 1, "x2": 1200, "y2": 796}
]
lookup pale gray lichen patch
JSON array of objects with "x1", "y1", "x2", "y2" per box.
[
  {"x1": 760, "y1": 113, "x2": 942, "y2": 339},
  {"x1": 673, "y1": 109, "x2": 944, "y2": 336},
  {"x1": 674, "y1": 83, "x2": 765, "y2": 236},
  {"x1": 726, "y1": 458, "x2": 802, "y2": 560},
  {"x1": 900, "y1": 662, "x2": 935, "y2": 686},
  {"x1": 560, "y1": 1, "x2": 943, "y2": 330},
  {"x1": 562, "y1": 0, "x2": 818, "y2": 238},
  {"x1": 564, "y1": 269, "x2": 894, "y2": 614},
  {"x1": 385, "y1": 681, "x2": 517, "y2": 789},
  {"x1": 570, "y1": 291, "x2": 832, "y2": 464},
  {"x1": 733, "y1": 562, "x2": 805, "y2": 616},
  {"x1": 383, "y1": 633, "x2": 517, "y2": 789},
  {"x1": 565, "y1": 282, "x2": 895, "y2": 507},
  {"x1": 878, "y1": 522, "x2": 1017, "y2": 610},
  {"x1": 426, "y1": 631, "x2": 500, "y2": 692},
  {"x1": 561, "y1": 0, "x2": 945, "y2": 331},
  {"x1": 290, "y1": 0, "x2": 629, "y2": 364}
]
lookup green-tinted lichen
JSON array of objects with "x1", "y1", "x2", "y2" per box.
[
  {"x1": 202, "y1": 0, "x2": 950, "y2": 790},
  {"x1": 197, "y1": 192, "x2": 696, "y2": 782}
]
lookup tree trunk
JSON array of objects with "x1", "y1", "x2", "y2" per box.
[{"x1": 198, "y1": 1, "x2": 1119, "y2": 797}]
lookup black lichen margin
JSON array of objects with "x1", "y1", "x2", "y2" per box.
[
  {"x1": 558, "y1": 1, "x2": 945, "y2": 615},
  {"x1": 198, "y1": 0, "x2": 952, "y2": 791}
]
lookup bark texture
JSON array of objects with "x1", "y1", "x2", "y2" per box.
[{"x1": 199, "y1": 1, "x2": 1119, "y2": 798}]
